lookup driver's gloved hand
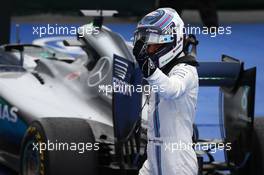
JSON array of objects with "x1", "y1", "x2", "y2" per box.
[{"x1": 133, "y1": 40, "x2": 157, "y2": 78}]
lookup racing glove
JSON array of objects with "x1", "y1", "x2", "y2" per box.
[{"x1": 133, "y1": 40, "x2": 157, "y2": 78}]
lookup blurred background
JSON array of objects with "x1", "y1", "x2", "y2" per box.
[{"x1": 0, "y1": 0, "x2": 264, "y2": 174}]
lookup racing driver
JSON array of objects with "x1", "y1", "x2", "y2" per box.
[{"x1": 132, "y1": 8, "x2": 199, "y2": 175}]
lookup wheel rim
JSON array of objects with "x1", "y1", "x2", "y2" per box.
[{"x1": 22, "y1": 140, "x2": 41, "y2": 175}]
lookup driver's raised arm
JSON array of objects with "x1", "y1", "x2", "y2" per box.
[{"x1": 146, "y1": 64, "x2": 197, "y2": 100}]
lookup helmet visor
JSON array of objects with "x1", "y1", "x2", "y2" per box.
[{"x1": 133, "y1": 32, "x2": 174, "y2": 46}]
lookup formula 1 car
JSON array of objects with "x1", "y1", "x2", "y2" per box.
[{"x1": 0, "y1": 19, "x2": 262, "y2": 175}]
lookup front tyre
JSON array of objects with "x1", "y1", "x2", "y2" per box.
[{"x1": 20, "y1": 118, "x2": 98, "y2": 175}]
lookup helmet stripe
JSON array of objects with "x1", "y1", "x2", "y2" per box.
[
  {"x1": 154, "y1": 13, "x2": 169, "y2": 26},
  {"x1": 160, "y1": 17, "x2": 172, "y2": 29},
  {"x1": 157, "y1": 15, "x2": 172, "y2": 29}
]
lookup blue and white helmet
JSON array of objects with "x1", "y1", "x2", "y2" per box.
[{"x1": 134, "y1": 8, "x2": 185, "y2": 68}]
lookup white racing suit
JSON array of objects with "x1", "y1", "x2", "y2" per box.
[{"x1": 139, "y1": 63, "x2": 199, "y2": 175}]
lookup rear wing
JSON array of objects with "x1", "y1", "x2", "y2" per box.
[
  {"x1": 197, "y1": 57, "x2": 242, "y2": 87},
  {"x1": 219, "y1": 56, "x2": 256, "y2": 170},
  {"x1": 184, "y1": 55, "x2": 256, "y2": 169}
]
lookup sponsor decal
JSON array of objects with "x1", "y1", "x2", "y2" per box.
[
  {"x1": 0, "y1": 98, "x2": 27, "y2": 144},
  {"x1": 114, "y1": 58, "x2": 128, "y2": 80},
  {"x1": 0, "y1": 99, "x2": 18, "y2": 123},
  {"x1": 145, "y1": 28, "x2": 159, "y2": 34}
]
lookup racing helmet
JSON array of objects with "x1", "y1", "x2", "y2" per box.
[{"x1": 133, "y1": 8, "x2": 185, "y2": 68}]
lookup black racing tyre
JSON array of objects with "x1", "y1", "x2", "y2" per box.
[
  {"x1": 20, "y1": 118, "x2": 98, "y2": 175},
  {"x1": 249, "y1": 117, "x2": 264, "y2": 175}
]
